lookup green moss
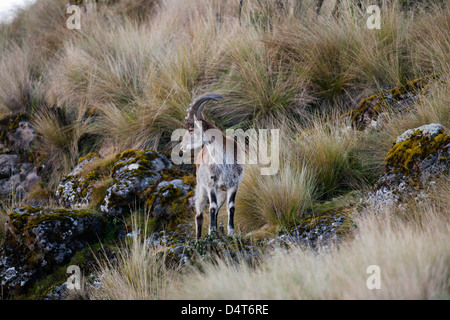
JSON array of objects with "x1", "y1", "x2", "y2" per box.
[
  {"x1": 385, "y1": 130, "x2": 449, "y2": 179},
  {"x1": 7, "y1": 113, "x2": 25, "y2": 131},
  {"x1": 84, "y1": 170, "x2": 100, "y2": 182},
  {"x1": 89, "y1": 178, "x2": 112, "y2": 208},
  {"x1": 8, "y1": 205, "x2": 97, "y2": 232},
  {"x1": 77, "y1": 152, "x2": 99, "y2": 164},
  {"x1": 111, "y1": 149, "x2": 158, "y2": 179},
  {"x1": 347, "y1": 74, "x2": 441, "y2": 129},
  {"x1": 182, "y1": 174, "x2": 197, "y2": 186}
]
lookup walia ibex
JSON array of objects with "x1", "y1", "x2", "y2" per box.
[{"x1": 180, "y1": 94, "x2": 244, "y2": 239}]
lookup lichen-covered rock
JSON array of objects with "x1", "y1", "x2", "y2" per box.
[
  {"x1": 0, "y1": 113, "x2": 40, "y2": 200},
  {"x1": 0, "y1": 154, "x2": 18, "y2": 179},
  {"x1": 56, "y1": 152, "x2": 101, "y2": 209},
  {"x1": 347, "y1": 74, "x2": 440, "y2": 130},
  {"x1": 367, "y1": 123, "x2": 449, "y2": 209},
  {"x1": 265, "y1": 209, "x2": 353, "y2": 253},
  {"x1": 145, "y1": 223, "x2": 257, "y2": 267},
  {"x1": 100, "y1": 149, "x2": 171, "y2": 216},
  {"x1": 0, "y1": 113, "x2": 34, "y2": 154},
  {"x1": 0, "y1": 205, "x2": 102, "y2": 294},
  {"x1": 145, "y1": 174, "x2": 196, "y2": 230}
]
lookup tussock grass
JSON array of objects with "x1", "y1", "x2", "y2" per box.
[
  {"x1": 208, "y1": 29, "x2": 313, "y2": 128},
  {"x1": 170, "y1": 182, "x2": 450, "y2": 300},
  {"x1": 32, "y1": 103, "x2": 95, "y2": 188},
  {"x1": 87, "y1": 214, "x2": 181, "y2": 300},
  {"x1": 292, "y1": 119, "x2": 374, "y2": 198},
  {"x1": 0, "y1": 0, "x2": 449, "y2": 300},
  {"x1": 1, "y1": 0, "x2": 447, "y2": 175},
  {"x1": 237, "y1": 163, "x2": 318, "y2": 232},
  {"x1": 0, "y1": 43, "x2": 46, "y2": 116}
]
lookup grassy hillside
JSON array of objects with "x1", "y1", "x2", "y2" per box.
[{"x1": 0, "y1": 0, "x2": 449, "y2": 300}]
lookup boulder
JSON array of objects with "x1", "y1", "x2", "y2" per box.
[
  {"x1": 367, "y1": 123, "x2": 449, "y2": 209},
  {"x1": 145, "y1": 176, "x2": 195, "y2": 230},
  {"x1": 347, "y1": 74, "x2": 440, "y2": 130},
  {"x1": 100, "y1": 149, "x2": 171, "y2": 216},
  {"x1": 265, "y1": 209, "x2": 353, "y2": 253},
  {"x1": 0, "y1": 113, "x2": 40, "y2": 200},
  {"x1": 0, "y1": 154, "x2": 18, "y2": 179},
  {"x1": 56, "y1": 152, "x2": 101, "y2": 209},
  {"x1": 0, "y1": 205, "x2": 102, "y2": 294}
]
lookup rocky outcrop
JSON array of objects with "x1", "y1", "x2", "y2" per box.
[
  {"x1": 0, "y1": 113, "x2": 40, "y2": 200},
  {"x1": 265, "y1": 209, "x2": 353, "y2": 253},
  {"x1": 145, "y1": 223, "x2": 257, "y2": 267},
  {"x1": 0, "y1": 205, "x2": 102, "y2": 294},
  {"x1": 55, "y1": 148, "x2": 196, "y2": 231},
  {"x1": 367, "y1": 123, "x2": 449, "y2": 209},
  {"x1": 56, "y1": 152, "x2": 101, "y2": 209},
  {"x1": 348, "y1": 74, "x2": 440, "y2": 130},
  {"x1": 100, "y1": 149, "x2": 172, "y2": 216}
]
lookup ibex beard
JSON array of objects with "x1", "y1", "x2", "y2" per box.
[{"x1": 170, "y1": 94, "x2": 279, "y2": 239}]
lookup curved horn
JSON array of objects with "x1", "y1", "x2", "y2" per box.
[{"x1": 186, "y1": 94, "x2": 224, "y2": 123}]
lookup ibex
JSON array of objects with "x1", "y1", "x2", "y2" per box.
[{"x1": 180, "y1": 94, "x2": 244, "y2": 239}]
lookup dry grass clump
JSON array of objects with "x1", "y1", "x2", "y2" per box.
[
  {"x1": 86, "y1": 215, "x2": 181, "y2": 300},
  {"x1": 170, "y1": 178, "x2": 450, "y2": 300},
  {"x1": 1, "y1": 0, "x2": 448, "y2": 177},
  {"x1": 237, "y1": 163, "x2": 318, "y2": 232}
]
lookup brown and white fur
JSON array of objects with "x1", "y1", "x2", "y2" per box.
[{"x1": 180, "y1": 94, "x2": 244, "y2": 239}]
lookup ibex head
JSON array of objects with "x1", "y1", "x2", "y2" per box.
[{"x1": 180, "y1": 94, "x2": 224, "y2": 152}]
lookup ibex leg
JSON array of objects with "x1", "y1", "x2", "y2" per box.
[
  {"x1": 227, "y1": 187, "x2": 238, "y2": 235},
  {"x1": 195, "y1": 187, "x2": 208, "y2": 239},
  {"x1": 208, "y1": 189, "x2": 226, "y2": 235}
]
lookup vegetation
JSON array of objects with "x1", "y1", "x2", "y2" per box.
[{"x1": 0, "y1": 0, "x2": 448, "y2": 300}]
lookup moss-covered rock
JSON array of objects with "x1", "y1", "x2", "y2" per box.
[
  {"x1": 0, "y1": 113, "x2": 32, "y2": 153},
  {"x1": 0, "y1": 113, "x2": 40, "y2": 200},
  {"x1": 145, "y1": 222, "x2": 258, "y2": 268},
  {"x1": 367, "y1": 123, "x2": 449, "y2": 209},
  {"x1": 0, "y1": 205, "x2": 102, "y2": 295},
  {"x1": 265, "y1": 208, "x2": 354, "y2": 252},
  {"x1": 144, "y1": 169, "x2": 196, "y2": 231},
  {"x1": 347, "y1": 74, "x2": 440, "y2": 130},
  {"x1": 55, "y1": 153, "x2": 100, "y2": 209},
  {"x1": 100, "y1": 149, "x2": 171, "y2": 216},
  {"x1": 55, "y1": 153, "x2": 101, "y2": 209}
]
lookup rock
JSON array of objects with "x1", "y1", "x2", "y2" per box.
[
  {"x1": 57, "y1": 148, "x2": 195, "y2": 230},
  {"x1": 7, "y1": 121, "x2": 35, "y2": 151},
  {"x1": 0, "y1": 114, "x2": 40, "y2": 200},
  {"x1": 100, "y1": 149, "x2": 171, "y2": 216},
  {"x1": 0, "y1": 154, "x2": 18, "y2": 179},
  {"x1": 367, "y1": 123, "x2": 449, "y2": 209},
  {"x1": 347, "y1": 74, "x2": 440, "y2": 130},
  {"x1": 56, "y1": 152, "x2": 101, "y2": 209},
  {"x1": 0, "y1": 205, "x2": 102, "y2": 294},
  {"x1": 145, "y1": 223, "x2": 193, "y2": 249},
  {"x1": 146, "y1": 224, "x2": 257, "y2": 267},
  {"x1": 265, "y1": 209, "x2": 352, "y2": 253},
  {"x1": 147, "y1": 177, "x2": 195, "y2": 228},
  {"x1": 0, "y1": 157, "x2": 40, "y2": 199}
]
